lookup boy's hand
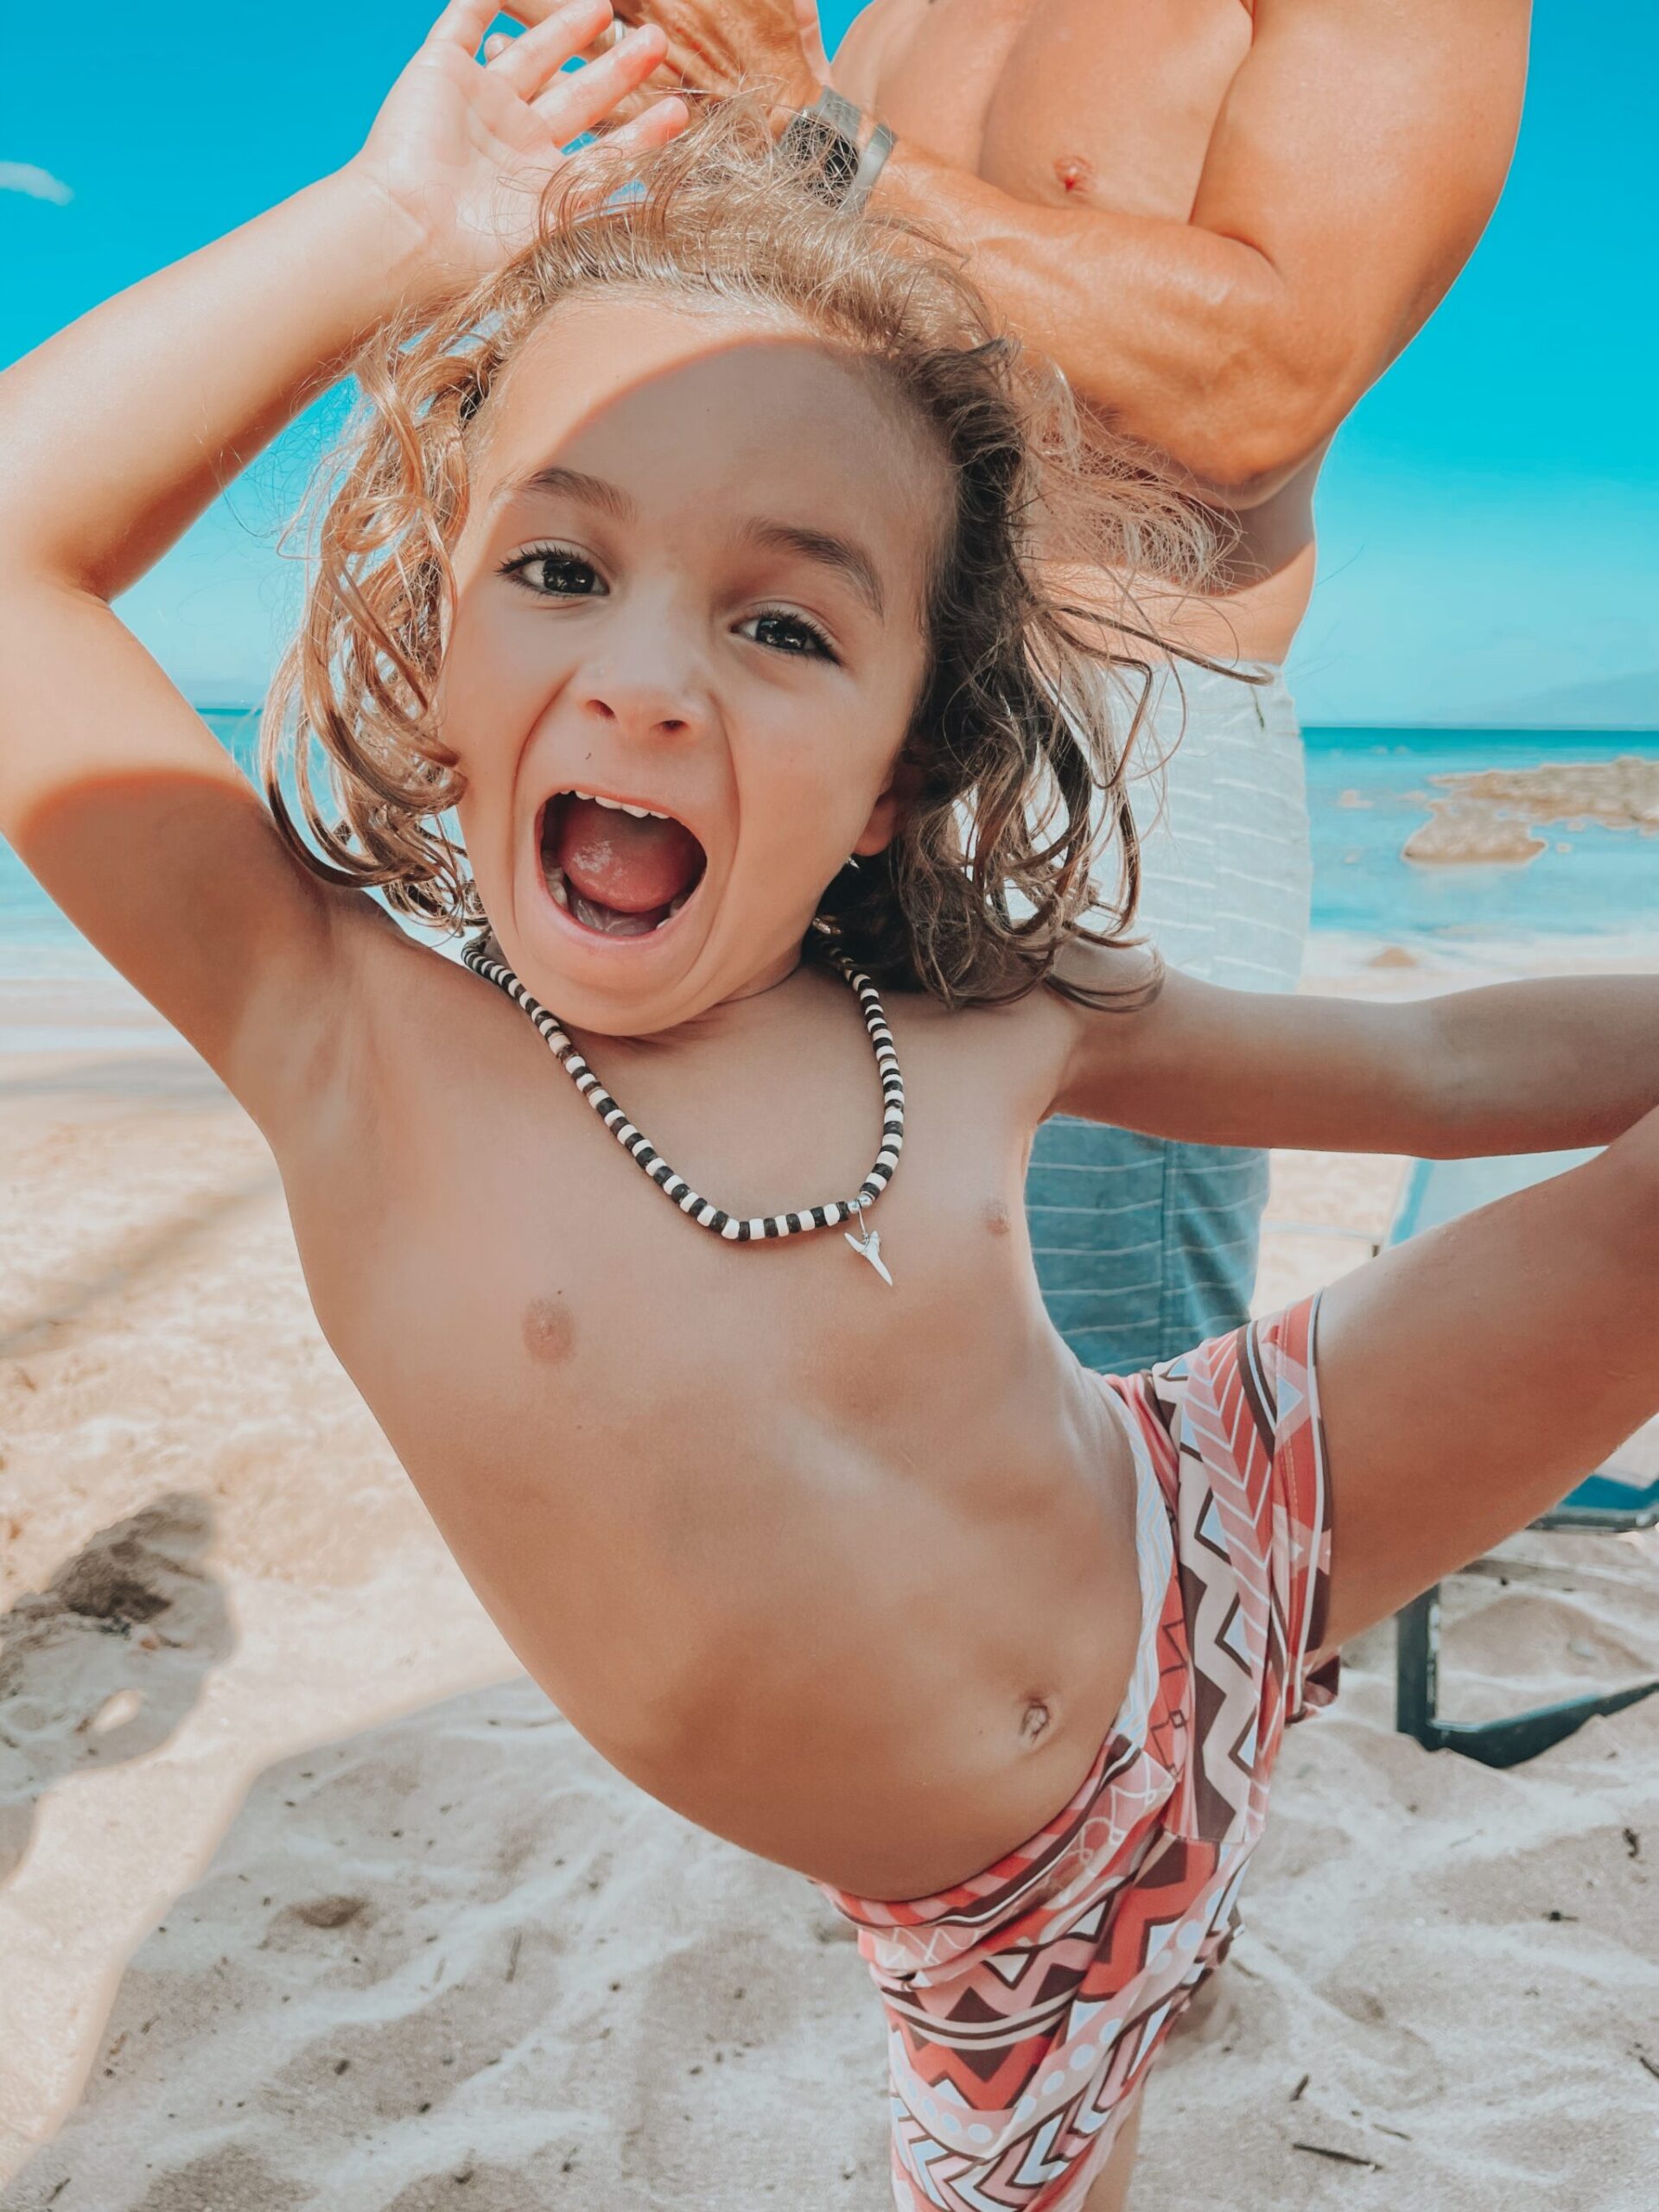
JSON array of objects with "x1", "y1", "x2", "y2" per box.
[
  {"x1": 547, "y1": 28, "x2": 690, "y2": 136},
  {"x1": 348, "y1": 0, "x2": 689, "y2": 299}
]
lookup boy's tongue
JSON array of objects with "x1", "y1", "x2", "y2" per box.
[{"x1": 551, "y1": 797, "x2": 702, "y2": 917}]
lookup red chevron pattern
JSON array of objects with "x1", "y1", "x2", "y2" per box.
[{"x1": 817, "y1": 1296, "x2": 1337, "y2": 2211}]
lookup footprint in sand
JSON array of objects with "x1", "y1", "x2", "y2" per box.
[{"x1": 0, "y1": 1491, "x2": 233, "y2": 1884}]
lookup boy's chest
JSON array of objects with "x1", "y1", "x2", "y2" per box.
[
  {"x1": 837, "y1": 0, "x2": 1255, "y2": 219},
  {"x1": 438, "y1": 1039, "x2": 1028, "y2": 1396},
  {"x1": 300, "y1": 980, "x2": 1057, "y2": 1465},
  {"x1": 409, "y1": 1135, "x2": 1021, "y2": 1434}
]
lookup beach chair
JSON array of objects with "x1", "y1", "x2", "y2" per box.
[{"x1": 1384, "y1": 1150, "x2": 1659, "y2": 1768}]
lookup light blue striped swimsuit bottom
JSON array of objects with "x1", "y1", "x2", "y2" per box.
[{"x1": 1027, "y1": 660, "x2": 1311, "y2": 1372}]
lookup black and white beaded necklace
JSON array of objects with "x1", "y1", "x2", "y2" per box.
[{"x1": 463, "y1": 932, "x2": 906, "y2": 1284}]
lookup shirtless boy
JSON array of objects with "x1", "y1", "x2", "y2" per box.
[{"x1": 1, "y1": 11, "x2": 1652, "y2": 2209}]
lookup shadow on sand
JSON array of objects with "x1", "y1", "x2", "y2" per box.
[
  {"x1": 0, "y1": 1675, "x2": 881, "y2": 2212},
  {"x1": 0, "y1": 1169, "x2": 278, "y2": 1366}
]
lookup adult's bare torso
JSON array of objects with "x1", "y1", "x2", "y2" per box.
[
  {"x1": 838, "y1": 0, "x2": 1320, "y2": 664},
  {"x1": 282, "y1": 927, "x2": 1141, "y2": 1900}
]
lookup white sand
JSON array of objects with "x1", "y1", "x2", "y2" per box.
[{"x1": 2, "y1": 939, "x2": 1657, "y2": 2209}]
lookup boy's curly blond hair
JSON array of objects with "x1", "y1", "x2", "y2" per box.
[{"x1": 262, "y1": 97, "x2": 1218, "y2": 1008}]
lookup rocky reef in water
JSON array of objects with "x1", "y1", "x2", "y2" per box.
[{"x1": 1402, "y1": 754, "x2": 1659, "y2": 866}]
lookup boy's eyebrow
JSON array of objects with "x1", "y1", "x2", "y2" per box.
[
  {"x1": 494, "y1": 464, "x2": 639, "y2": 522},
  {"x1": 738, "y1": 519, "x2": 887, "y2": 620}
]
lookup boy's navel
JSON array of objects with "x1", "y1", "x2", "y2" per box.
[
  {"x1": 1020, "y1": 1698, "x2": 1052, "y2": 1744},
  {"x1": 523, "y1": 1294, "x2": 577, "y2": 1368}
]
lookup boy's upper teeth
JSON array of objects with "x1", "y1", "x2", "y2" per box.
[{"x1": 567, "y1": 788, "x2": 669, "y2": 821}]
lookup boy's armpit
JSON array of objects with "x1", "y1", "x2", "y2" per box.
[
  {"x1": 17, "y1": 765, "x2": 367, "y2": 1122},
  {"x1": 1031, "y1": 935, "x2": 1163, "y2": 1122}
]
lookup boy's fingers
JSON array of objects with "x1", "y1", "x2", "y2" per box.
[
  {"x1": 486, "y1": 0, "x2": 616, "y2": 92},
  {"x1": 480, "y1": 0, "x2": 570, "y2": 25},
  {"x1": 596, "y1": 92, "x2": 691, "y2": 156},
  {"x1": 531, "y1": 24, "x2": 671, "y2": 137},
  {"x1": 424, "y1": 0, "x2": 515, "y2": 55}
]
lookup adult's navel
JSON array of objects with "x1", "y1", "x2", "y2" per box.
[{"x1": 522, "y1": 1293, "x2": 576, "y2": 1368}]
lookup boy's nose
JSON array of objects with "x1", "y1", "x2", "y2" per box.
[
  {"x1": 577, "y1": 639, "x2": 707, "y2": 744},
  {"x1": 580, "y1": 686, "x2": 695, "y2": 741}
]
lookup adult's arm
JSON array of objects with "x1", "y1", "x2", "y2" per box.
[{"x1": 859, "y1": 0, "x2": 1531, "y2": 503}]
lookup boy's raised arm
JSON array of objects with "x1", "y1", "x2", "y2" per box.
[
  {"x1": 0, "y1": 1, "x2": 679, "y2": 1133},
  {"x1": 0, "y1": 166, "x2": 430, "y2": 1124},
  {"x1": 1052, "y1": 944, "x2": 1659, "y2": 1160}
]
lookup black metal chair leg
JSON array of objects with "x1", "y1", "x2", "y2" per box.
[
  {"x1": 1395, "y1": 1586, "x2": 1441, "y2": 1749},
  {"x1": 1430, "y1": 1679, "x2": 1659, "y2": 1770},
  {"x1": 1395, "y1": 1583, "x2": 1659, "y2": 1767}
]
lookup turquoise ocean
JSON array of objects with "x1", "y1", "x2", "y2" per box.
[
  {"x1": 1302, "y1": 726, "x2": 1658, "y2": 941},
  {"x1": 2, "y1": 716, "x2": 1656, "y2": 983}
]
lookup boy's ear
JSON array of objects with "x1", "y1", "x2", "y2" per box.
[{"x1": 851, "y1": 749, "x2": 922, "y2": 857}]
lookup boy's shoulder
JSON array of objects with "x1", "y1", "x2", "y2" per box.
[
  {"x1": 283, "y1": 909, "x2": 522, "y2": 1168},
  {"x1": 892, "y1": 933, "x2": 1160, "y2": 1124}
]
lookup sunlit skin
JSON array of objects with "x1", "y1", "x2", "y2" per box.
[
  {"x1": 442, "y1": 295, "x2": 944, "y2": 1034},
  {"x1": 0, "y1": 10, "x2": 1654, "y2": 2204}
]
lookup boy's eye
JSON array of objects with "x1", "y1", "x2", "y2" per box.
[
  {"x1": 739, "y1": 608, "x2": 837, "y2": 660},
  {"x1": 501, "y1": 546, "x2": 603, "y2": 597}
]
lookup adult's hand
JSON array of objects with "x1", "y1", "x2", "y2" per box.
[
  {"x1": 499, "y1": 0, "x2": 828, "y2": 124},
  {"x1": 615, "y1": 0, "x2": 823, "y2": 108}
]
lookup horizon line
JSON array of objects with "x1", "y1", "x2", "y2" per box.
[{"x1": 194, "y1": 700, "x2": 1659, "y2": 739}]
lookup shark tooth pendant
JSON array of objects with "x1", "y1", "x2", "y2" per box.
[{"x1": 845, "y1": 1199, "x2": 893, "y2": 1287}]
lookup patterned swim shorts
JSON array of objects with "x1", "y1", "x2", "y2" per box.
[{"x1": 817, "y1": 1295, "x2": 1338, "y2": 2212}]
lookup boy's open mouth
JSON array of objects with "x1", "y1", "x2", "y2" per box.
[{"x1": 538, "y1": 791, "x2": 708, "y2": 939}]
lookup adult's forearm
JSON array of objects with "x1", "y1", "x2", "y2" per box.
[
  {"x1": 871, "y1": 143, "x2": 1300, "y2": 499},
  {"x1": 1426, "y1": 978, "x2": 1659, "y2": 1158},
  {"x1": 0, "y1": 170, "x2": 431, "y2": 602}
]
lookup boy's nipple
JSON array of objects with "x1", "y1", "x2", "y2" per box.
[{"x1": 523, "y1": 1293, "x2": 577, "y2": 1368}]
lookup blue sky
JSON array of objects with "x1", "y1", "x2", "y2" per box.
[{"x1": 3, "y1": 3, "x2": 1654, "y2": 725}]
